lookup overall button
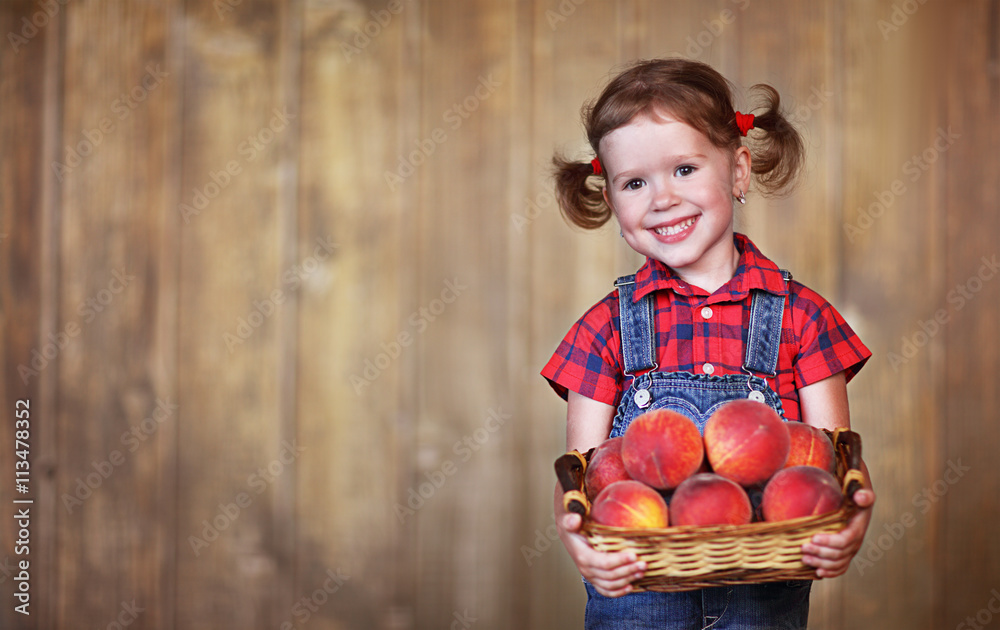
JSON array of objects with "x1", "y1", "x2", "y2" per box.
[
  {"x1": 702, "y1": 363, "x2": 715, "y2": 375},
  {"x1": 634, "y1": 389, "x2": 651, "y2": 408},
  {"x1": 701, "y1": 306, "x2": 713, "y2": 319},
  {"x1": 748, "y1": 390, "x2": 766, "y2": 403}
]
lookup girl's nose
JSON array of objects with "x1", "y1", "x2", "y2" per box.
[{"x1": 651, "y1": 181, "x2": 680, "y2": 211}]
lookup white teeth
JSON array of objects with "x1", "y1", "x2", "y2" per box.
[{"x1": 654, "y1": 217, "x2": 696, "y2": 236}]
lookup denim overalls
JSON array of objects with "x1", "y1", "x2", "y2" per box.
[{"x1": 583, "y1": 272, "x2": 812, "y2": 630}]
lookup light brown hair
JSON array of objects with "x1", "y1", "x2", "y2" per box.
[{"x1": 553, "y1": 58, "x2": 805, "y2": 229}]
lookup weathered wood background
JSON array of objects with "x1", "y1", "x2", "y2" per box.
[{"x1": 1, "y1": 0, "x2": 998, "y2": 628}]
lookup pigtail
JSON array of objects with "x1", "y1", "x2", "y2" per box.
[
  {"x1": 744, "y1": 84, "x2": 805, "y2": 196},
  {"x1": 551, "y1": 154, "x2": 612, "y2": 230}
]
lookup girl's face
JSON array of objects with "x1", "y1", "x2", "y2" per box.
[{"x1": 599, "y1": 110, "x2": 751, "y2": 293}]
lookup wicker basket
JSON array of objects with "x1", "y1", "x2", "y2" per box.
[{"x1": 555, "y1": 428, "x2": 864, "y2": 592}]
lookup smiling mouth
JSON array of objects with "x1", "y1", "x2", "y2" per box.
[{"x1": 653, "y1": 217, "x2": 696, "y2": 236}]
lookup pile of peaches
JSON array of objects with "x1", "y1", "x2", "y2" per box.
[{"x1": 585, "y1": 400, "x2": 844, "y2": 529}]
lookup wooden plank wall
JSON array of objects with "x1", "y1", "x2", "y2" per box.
[{"x1": 0, "y1": 1, "x2": 997, "y2": 628}]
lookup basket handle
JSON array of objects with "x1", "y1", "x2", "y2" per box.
[
  {"x1": 554, "y1": 450, "x2": 590, "y2": 517},
  {"x1": 833, "y1": 428, "x2": 865, "y2": 499},
  {"x1": 841, "y1": 469, "x2": 866, "y2": 501}
]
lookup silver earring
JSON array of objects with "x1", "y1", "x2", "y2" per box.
[{"x1": 737, "y1": 189, "x2": 746, "y2": 205}]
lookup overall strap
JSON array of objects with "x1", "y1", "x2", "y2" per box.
[
  {"x1": 615, "y1": 275, "x2": 658, "y2": 376},
  {"x1": 743, "y1": 270, "x2": 791, "y2": 377}
]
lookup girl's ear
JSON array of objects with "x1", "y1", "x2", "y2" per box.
[{"x1": 733, "y1": 146, "x2": 752, "y2": 198}]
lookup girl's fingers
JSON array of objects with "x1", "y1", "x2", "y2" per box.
[
  {"x1": 808, "y1": 505, "x2": 871, "y2": 553},
  {"x1": 592, "y1": 580, "x2": 637, "y2": 598},
  {"x1": 587, "y1": 564, "x2": 647, "y2": 598},
  {"x1": 594, "y1": 555, "x2": 645, "y2": 579},
  {"x1": 581, "y1": 549, "x2": 644, "y2": 577},
  {"x1": 561, "y1": 528, "x2": 645, "y2": 578},
  {"x1": 853, "y1": 488, "x2": 876, "y2": 508},
  {"x1": 559, "y1": 511, "x2": 582, "y2": 534},
  {"x1": 802, "y1": 534, "x2": 862, "y2": 578},
  {"x1": 801, "y1": 545, "x2": 849, "y2": 564},
  {"x1": 800, "y1": 547, "x2": 851, "y2": 576},
  {"x1": 577, "y1": 548, "x2": 646, "y2": 597},
  {"x1": 803, "y1": 533, "x2": 852, "y2": 556},
  {"x1": 814, "y1": 564, "x2": 849, "y2": 578}
]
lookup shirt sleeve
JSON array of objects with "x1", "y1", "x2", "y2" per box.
[
  {"x1": 540, "y1": 295, "x2": 623, "y2": 406},
  {"x1": 788, "y1": 282, "x2": 872, "y2": 387}
]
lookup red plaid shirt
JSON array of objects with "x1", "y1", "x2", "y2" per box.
[{"x1": 541, "y1": 234, "x2": 871, "y2": 421}]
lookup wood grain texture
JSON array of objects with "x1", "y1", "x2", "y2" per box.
[
  {"x1": 50, "y1": 2, "x2": 176, "y2": 628},
  {"x1": 294, "y1": 0, "x2": 410, "y2": 627},
  {"x1": 412, "y1": 1, "x2": 520, "y2": 625},
  {"x1": 940, "y1": 2, "x2": 1000, "y2": 628},
  {"x1": 174, "y1": 1, "x2": 294, "y2": 627},
  {"x1": 0, "y1": 1, "x2": 997, "y2": 628},
  {"x1": 835, "y1": 2, "x2": 953, "y2": 628},
  {"x1": 0, "y1": 1, "x2": 60, "y2": 628}
]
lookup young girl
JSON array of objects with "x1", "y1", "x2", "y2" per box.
[{"x1": 541, "y1": 58, "x2": 876, "y2": 629}]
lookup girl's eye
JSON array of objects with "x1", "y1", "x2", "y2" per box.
[
  {"x1": 675, "y1": 165, "x2": 695, "y2": 177},
  {"x1": 624, "y1": 179, "x2": 645, "y2": 191}
]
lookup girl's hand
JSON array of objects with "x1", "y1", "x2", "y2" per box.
[
  {"x1": 556, "y1": 493, "x2": 646, "y2": 597},
  {"x1": 797, "y1": 372, "x2": 877, "y2": 578},
  {"x1": 557, "y1": 392, "x2": 644, "y2": 597},
  {"x1": 800, "y1": 487, "x2": 876, "y2": 577}
]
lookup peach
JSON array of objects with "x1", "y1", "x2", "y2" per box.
[
  {"x1": 590, "y1": 480, "x2": 669, "y2": 528},
  {"x1": 704, "y1": 400, "x2": 790, "y2": 487},
  {"x1": 762, "y1": 466, "x2": 843, "y2": 522},
  {"x1": 584, "y1": 437, "x2": 631, "y2": 500},
  {"x1": 621, "y1": 410, "x2": 704, "y2": 490},
  {"x1": 784, "y1": 422, "x2": 837, "y2": 474},
  {"x1": 669, "y1": 473, "x2": 752, "y2": 527}
]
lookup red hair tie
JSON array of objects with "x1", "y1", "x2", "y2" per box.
[
  {"x1": 590, "y1": 158, "x2": 602, "y2": 175},
  {"x1": 735, "y1": 111, "x2": 755, "y2": 137}
]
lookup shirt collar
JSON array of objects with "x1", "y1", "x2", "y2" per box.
[{"x1": 631, "y1": 233, "x2": 789, "y2": 303}]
